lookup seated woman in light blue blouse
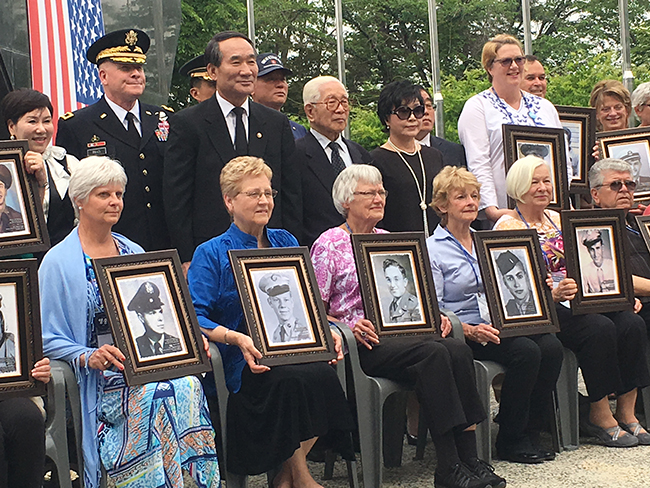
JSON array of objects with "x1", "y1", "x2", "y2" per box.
[{"x1": 426, "y1": 166, "x2": 563, "y2": 465}]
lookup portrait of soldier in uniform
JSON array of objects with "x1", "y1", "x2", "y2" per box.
[
  {"x1": 257, "y1": 271, "x2": 314, "y2": 345},
  {"x1": 0, "y1": 164, "x2": 25, "y2": 234},
  {"x1": 495, "y1": 250, "x2": 540, "y2": 318},
  {"x1": 0, "y1": 293, "x2": 16, "y2": 374},
  {"x1": 579, "y1": 228, "x2": 619, "y2": 296},
  {"x1": 380, "y1": 257, "x2": 422, "y2": 324},
  {"x1": 127, "y1": 281, "x2": 183, "y2": 359}
]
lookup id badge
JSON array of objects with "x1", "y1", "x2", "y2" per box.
[{"x1": 477, "y1": 292, "x2": 491, "y2": 323}]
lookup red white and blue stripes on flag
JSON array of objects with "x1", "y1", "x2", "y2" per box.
[{"x1": 27, "y1": 0, "x2": 105, "y2": 121}]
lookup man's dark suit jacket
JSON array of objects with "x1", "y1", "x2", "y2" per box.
[
  {"x1": 136, "y1": 333, "x2": 182, "y2": 358},
  {"x1": 164, "y1": 96, "x2": 298, "y2": 262},
  {"x1": 430, "y1": 135, "x2": 467, "y2": 168},
  {"x1": 294, "y1": 131, "x2": 372, "y2": 246},
  {"x1": 56, "y1": 96, "x2": 171, "y2": 251}
]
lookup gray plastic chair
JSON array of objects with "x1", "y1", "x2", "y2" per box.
[
  {"x1": 554, "y1": 347, "x2": 580, "y2": 450},
  {"x1": 642, "y1": 344, "x2": 650, "y2": 422},
  {"x1": 45, "y1": 360, "x2": 74, "y2": 488}
]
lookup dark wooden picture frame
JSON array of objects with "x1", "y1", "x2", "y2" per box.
[
  {"x1": 0, "y1": 259, "x2": 45, "y2": 399},
  {"x1": 229, "y1": 247, "x2": 336, "y2": 367},
  {"x1": 561, "y1": 209, "x2": 634, "y2": 315},
  {"x1": 597, "y1": 127, "x2": 650, "y2": 201},
  {"x1": 0, "y1": 140, "x2": 50, "y2": 257},
  {"x1": 93, "y1": 250, "x2": 210, "y2": 386},
  {"x1": 473, "y1": 229, "x2": 559, "y2": 338},
  {"x1": 502, "y1": 124, "x2": 571, "y2": 211},
  {"x1": 555, "y1": 105, "x2": 596, "y2": 192},
  {"x1": 634, "y1": 215, "x2": 650, "y2": 253},
  {"x1": 351, "y1": 232, "x2": 441, "y2": 338}
]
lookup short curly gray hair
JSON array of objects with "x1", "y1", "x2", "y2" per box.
[
  {"x1": 332, "y1": 165, "x2": 383, "y2": 217},
  {"x1": 69, "y1": 156, "x2": 127, "y2": 218},
  {"x1": 632, "y1": 82, "x2": 650, "y2": 121},
  {"x1": 588, "y1": 158, "x2": 633, "y2": 190}
]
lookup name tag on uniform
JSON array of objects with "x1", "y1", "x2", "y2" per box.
[{"x1": 87, "y1": 140, "x2": 107, "y2": 157}]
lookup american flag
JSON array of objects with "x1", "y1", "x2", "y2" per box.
[{"x1": 27, "y1": 0, "x2": 105, "y2": 122}]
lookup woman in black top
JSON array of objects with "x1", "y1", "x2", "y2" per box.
[{"x1": 371, "y1": 80, "x2": 445, "y2": 235}]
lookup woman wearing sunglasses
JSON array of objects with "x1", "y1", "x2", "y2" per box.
[
  {"x1": 458, "y1": 34, "x2": 567, "y2": 225},
  {"x1": 370, "y1": 80, "x2": 446, "y2": 236}
]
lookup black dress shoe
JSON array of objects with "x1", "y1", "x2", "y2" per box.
[
  {"x1": 497, "y1": 448, "x2": 545, "y2": 464},
  {"x1": 466, "y1": 458, "x2": 507, "y2": 488},
  {"x1": 536, "y1": 448, "x2": 556, "y2": 461},
  {"x1": 434, "y1": 463, "x2": 491, "y2": 488},
  {"x1": 406, "y1": 433, "x2": 418, "y2": 446}
]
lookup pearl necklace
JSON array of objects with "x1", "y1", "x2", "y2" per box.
[{"x1": 387, "y1": 139, "x2": 429, "y2": 235}]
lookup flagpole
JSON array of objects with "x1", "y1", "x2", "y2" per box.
[
  {"x1": 619, "y1": 0, "x2": 634, "y2": 127},
  {"x1": 427, "y1": 0, "x2": 444, "y2": 138},
  {"x1": 247, "y1": 0, "x2": 256, "y2": 47},
  {"x1": 334, "y1": 0, "x2": 349, "y2": 138},
  {"x1": 522, "y1": 0, "x2": 532, "y2": 54}
]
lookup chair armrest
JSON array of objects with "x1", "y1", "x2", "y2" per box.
[{"x1": 441, "y1": 309, "x2": 466, "y2": 344}]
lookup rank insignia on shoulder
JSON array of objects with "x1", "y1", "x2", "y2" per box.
[
  {"x1": 145, "y1": 110, "x2": 152, "y2": 116},
  {"x1": 160, "y1": 105, "x2": 174, "y2": 113},
  {"x1": 61, "y1": 112, "x2": 75, "y2": 120}
]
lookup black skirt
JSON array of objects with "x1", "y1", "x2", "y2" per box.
[{"x1": 226, "y1": 361, "x2": 355, "y2": 475}]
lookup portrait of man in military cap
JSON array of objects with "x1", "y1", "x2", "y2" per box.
[
  {"x1": 0, "y1": 162, "x2": 26, "y2": 235},
  {"x1": 493, "y1": 248, "x2": 541, "y2": 319},
  {"x1": 253, "y1": 269, "x2": 314, "y2": 346},
  {"x1": 370, "y1": 253, "x2": 424, "y2": 326},
  {"x1": 577, "y1": 227, "x2": 619, "y2": 296},
  {"x1": 122, "y1": 278, "x2": 185, "y2": 359}
]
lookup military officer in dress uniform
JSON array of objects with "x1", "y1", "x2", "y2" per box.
[
  {"x1": 382, "y1": 258, "x2": 421, "y2": 323},
  {"x1": 128, "y1": 281, "x2": 182, "y2": 358},
  {"x1": 179, "y1": 54, "x2": 216, "y2": 103},
  {"x1": 55, "y1": 29, "x2": 171, "y2": 251},
  {"x1": 258, "y1": 272, "x2": 312, "y2": 343}
]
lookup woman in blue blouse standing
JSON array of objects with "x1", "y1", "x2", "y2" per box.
[
  {"x1": 427, "y1": 166, "x2": 564, "y2": 464},
  {"x1": 188, "y1": 156, "x2": 353, "y2": 487}
]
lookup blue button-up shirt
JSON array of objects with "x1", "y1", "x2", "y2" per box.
[{"x1": 426, "y1": 224, "x2": 486, "y2": 325}]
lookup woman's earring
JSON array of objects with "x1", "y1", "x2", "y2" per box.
[{"x1": 9, "y1": 135, "x2": 15, "y2": 140}]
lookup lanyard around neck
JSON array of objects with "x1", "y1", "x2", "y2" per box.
[
  {"x1": 491, "y1": 88, "x2": 541, "y2": 126},
  {"x1": 444, "y1": 228, "x2": 481, "y2": 290}
]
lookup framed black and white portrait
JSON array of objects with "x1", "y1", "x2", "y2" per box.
[
  {"x1": 555, "y1": 105, "x2": 596, "y2": 192},
  {"x1": 351, "y1": 232, "x2": 441, "y2": 338},
  {"x1": 0, "y1": 141, "x2": 50, "y2": 256},
  {"x1": 473, "y1": 230, "x2": 558, "y2": 338},
  {"x1": 597, "y1": 127, "x2": 650, "y2": 200},
  {"x1": 561, "y1": 209, "x2": 634, "y2": 314},
  {"x1": 0, "y1": 259, "x2": 45, "y2": 399},
  {"x1": 93, "y1": 250, "x2": 211, "y2": 386},
  {"x1": 229, "y1": 247, "x2": 336, "y2": 366},
  {"x1": 502, "y1": 124, "x2": 571, "y2": 211}
]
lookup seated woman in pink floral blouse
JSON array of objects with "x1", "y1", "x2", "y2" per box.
[{"x1": 310, "y1": 164, "x2": 505, "y2": 488}]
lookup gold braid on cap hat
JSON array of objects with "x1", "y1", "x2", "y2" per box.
[
  {"x1": 96, "y1": 46, "x2": 146, "y2": 64},
  {"x1": 190, "y1": 70, "x2": 212, "y2": 81}
]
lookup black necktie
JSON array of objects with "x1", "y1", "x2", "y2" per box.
[
  {"x1": 125, "y1": 112, "x2": 141, "y2": 147},
  {"x1": 328, "y1": 141, "x2": 346, "y2": 174},
  {"x1": 232, "y1": 106, "x2": 248, "y2": 156},
  {"x1": 154, "y1": 341, "x2": 162, "y2": 356}
]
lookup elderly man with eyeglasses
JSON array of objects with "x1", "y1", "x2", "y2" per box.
[
  {"x1": 632, "y1": 82, "x2": 650, "y2": 128},
  {"x1": 290, "y1": 75, "x2": 372, "y2": 246},
  {"x1": 590, "y1": 157, "x2": 650, "y2": 333}
]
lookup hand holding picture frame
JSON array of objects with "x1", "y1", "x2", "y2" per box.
[
  {"x1": 351, "y1": 232, "x2": 441, "y2": 338},
  {"x1": 0, "y1": 259, "x2": 45, "y2": 400},
  {"x1": 93, "y1": 250, "x2": 211, "y2": 386},
  {"x1": 0, "y1": 140, "x2": 50, "y2": 257},
  {"x1": 473, "y1": 229, "x2": 559, "y2": 338},
  {"x1": 561, "y1": 209, "x2": 634, "y2": 315},
  {"x1": 229, "y1": 247, "x2": 336, "y2": 367},
  {"x1": 555, "y1": 105, "x2": 596, "y2": 192},
  {"x1": 502, "y1": 124, "x2": 571, "y2": 211},
  {"x1": 597, "y1": 127, "x2": 650, "y2": 201}
]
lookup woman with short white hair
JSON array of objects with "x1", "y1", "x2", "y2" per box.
[
  {"x1": 632, "y1": 82, "x2": 650, "y2": 127},
  {"x1": 495, "y1": 155, "x2": 650, "y2": 448},
  {"x1": 40, "y1": 156, "x2": 220, "y2": 488},
  {"x1": 312, "y1": 164, "x2": 505, "y2": 488}
]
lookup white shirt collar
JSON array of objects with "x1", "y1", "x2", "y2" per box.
[
  {"x1": 417, "y1": 132, "x2": 431, "y2": 147},
  {"x1": 104, "y1": 96, "x2": 140, "y2": 126},
  {"x1": 216, "y1": 91, "x2": 250, "y2": 117},
  {"x1": 310, "y1": 128, "x2": 345, "y2": 151}
]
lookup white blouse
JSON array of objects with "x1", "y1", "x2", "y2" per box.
[{"x1": 458, "y1": 89, "x2": 569, "y2": 210}]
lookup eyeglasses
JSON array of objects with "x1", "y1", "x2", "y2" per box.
[
  {"x1": 313, "y1": 98, "x2": 350, "y2": 111},
  {"x1": 492, "y1": 56, "x2": 526, "y2": 68},
  {"x1": 238, "y1": 189, "x2": 278, "y2": 200},
  {"x1": 391, "y1": 105, "x2": 425, "y2": 120},
  {"x1": 353, "y1": 190, "x2": 388, "y2": 199},
  {"x1": 599, "y1": 103, "x2": 626, "y2": 114},
  {"x1": 595, "y1": 180, "x2": 637, "y2": 192}
]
